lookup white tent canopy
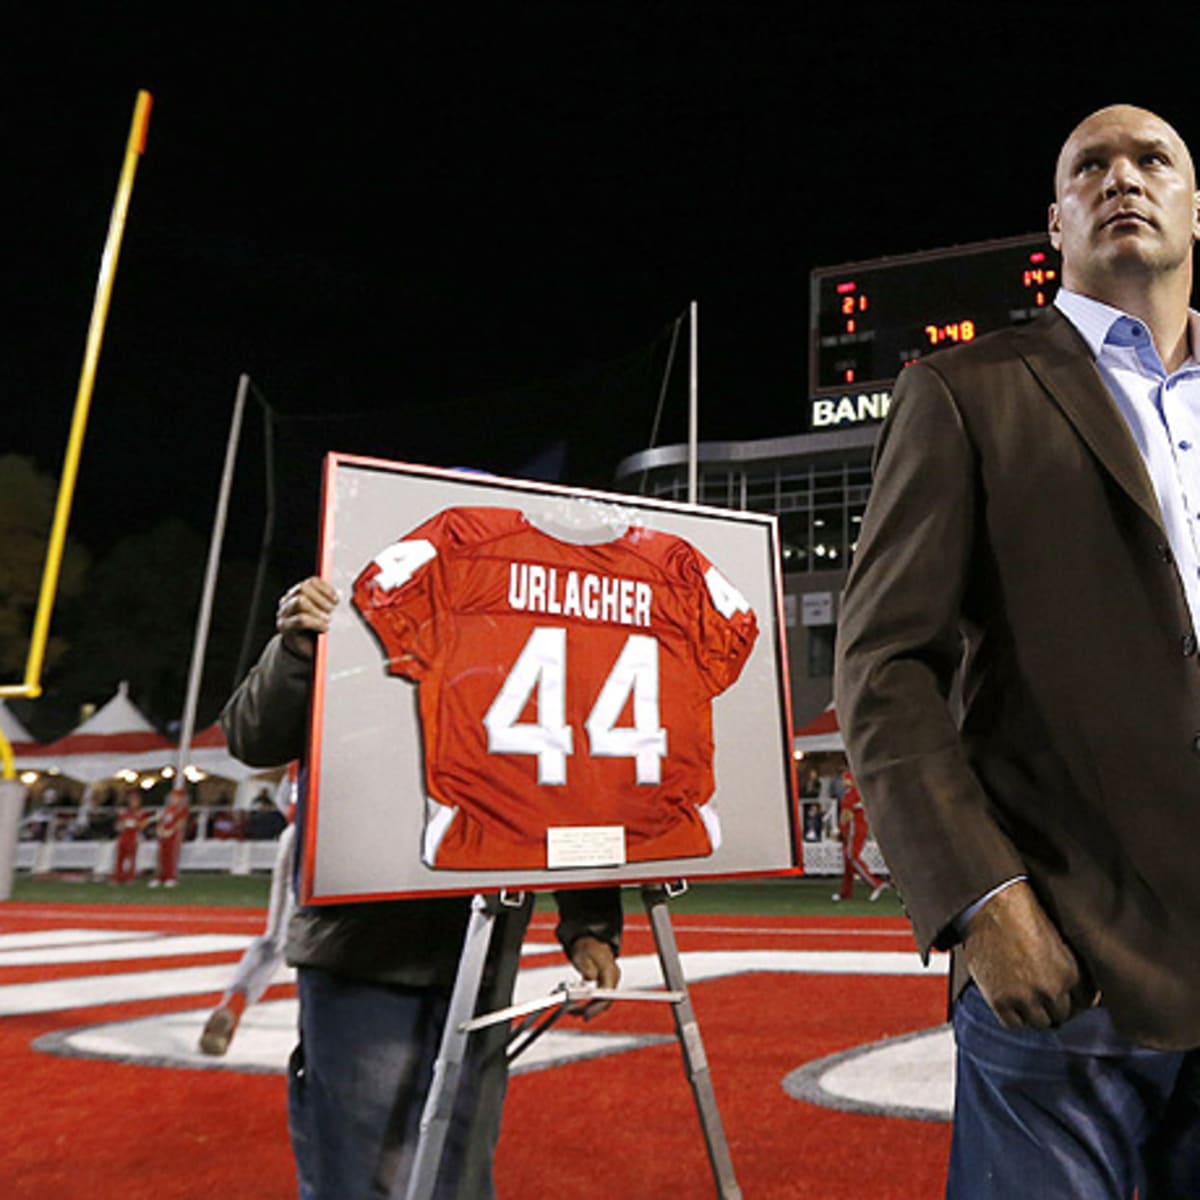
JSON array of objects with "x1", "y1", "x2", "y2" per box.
[
  {"x1": 793, "y1": 704, "x2": 845, "y2": 754},
  {"x1": 188, "y1": 722, "x2": 272, "y2": 785},
  {"x1": 73, "y1": 680, "x2": 157, "y2": 735},
  {"x1": 12, "y1": 682, "x2": 264, "y2": 784}
]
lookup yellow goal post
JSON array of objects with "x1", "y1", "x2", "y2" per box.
[{"x1": 0, "y1": 90, "x2": 153, "y2": 779}]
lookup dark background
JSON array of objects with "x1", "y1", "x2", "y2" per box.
[{"x1": 6, "y1": 6, "x2": 1199, "y2": 732}]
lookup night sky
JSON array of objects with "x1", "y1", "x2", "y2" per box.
[{"x1": 9, "y1": 8, "x2": 1200, "y2": 577}]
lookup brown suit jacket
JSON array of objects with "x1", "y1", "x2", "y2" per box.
[{"x1": 835, "y1": 307, "x2": 1200, "y2": 1050}]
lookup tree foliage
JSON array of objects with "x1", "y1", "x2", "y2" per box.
[
  {"x1": 0, "y1": 457, "x2": 276, "y2": 741},
  {"x1": 0, "y1": 454, "x2": 90, "y2": 679},
  {"x1": 50, "y1": 517, "x2": 261, "y2": 737}
]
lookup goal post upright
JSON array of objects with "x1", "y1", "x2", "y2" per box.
[{"x1": 0, "y1": 89, "x2": 153, "y2": 737}]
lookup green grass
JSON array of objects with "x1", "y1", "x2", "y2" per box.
[
  {"x1": 542, "y1": 876, "x2": 905, "y2": 919},
  {"x1": 6, "y1": 872, "x2": 907, "y2": 921},
  {"x1": 7, "y1": 871, "x2": 272, "y2": 907},
  {"x1": 654, "y1": 877, "x2": 903, "y2": 918}
]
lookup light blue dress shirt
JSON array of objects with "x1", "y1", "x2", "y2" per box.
[{"x1": 1055, "y1": 288, "x2": 1200, "y2": 633}]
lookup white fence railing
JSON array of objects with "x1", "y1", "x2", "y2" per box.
[
  {"x1": 16, "y1": 809, "x2": 889, "y2": 879},
  {"x1": 16, "y1": 837, "x2": 284, "y2": 877},
  {"x1": 15, "y1": 802, "x2": 286, "y2": 877}
]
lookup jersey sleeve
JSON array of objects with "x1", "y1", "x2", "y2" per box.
[
  {"x1": 668, "y1": 539, "x2": 759, "y2": 694},
  {"x1": 352, "y1": 510, "x2": 452, "y2": 680},
  {"x1": 352, "y1": 505, "x2": 522, "y2": 680}
]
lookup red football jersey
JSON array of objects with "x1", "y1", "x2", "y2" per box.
[
  {"x1": 156, "y1": 797, "x2": 188, "y2": 841},
  {"x1": 352, "y1": 505, "x2": 759, "y2": 870},
  {"x1": 117, "y1": 807, "x2": 146, "y2": 835},
  {"x1": 839, "y1": 770, "x2": 864, "y2": 813}
]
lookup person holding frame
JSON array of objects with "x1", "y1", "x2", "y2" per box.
[{"x1": 223, "y1": 575, "x2": 622, "y2": 1199}]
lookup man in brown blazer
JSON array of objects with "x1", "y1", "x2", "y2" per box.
[{"x1": 836, "y1": 104, "x2": 1200, "y2": 1196}]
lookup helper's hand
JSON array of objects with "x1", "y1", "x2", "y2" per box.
[
  {"x1": 566, "y1": 935, "x2": 620, "y2": 1022},
  {"x1": 963, "y1": 879, "x2": 1098, "y2": 1029},
  {"x1": 277, "y1": 577, "x2": 339, "y2": 659}
]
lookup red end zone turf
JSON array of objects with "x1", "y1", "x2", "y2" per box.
[{"x1": 0, "y1": 904, "x2": 949, "y2": 1199}]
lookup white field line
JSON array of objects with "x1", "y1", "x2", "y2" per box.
[
  {"x1": 0, "y1": 929, "x2": 158, "y2": 951},
  {"x1": 0, "y1": 961, "x2": 294, "y2": 1017},
  {"x1": 0, "y1": 934, "x2": 253, "y2": 968}
]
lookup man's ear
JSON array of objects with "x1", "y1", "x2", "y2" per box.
[
  {"x1": 1048, "y1": 201, "x2": 1063, "y2": 251},
  {"x1": 1192, "y1": 190, "x2": 1200, "y2": 243}
]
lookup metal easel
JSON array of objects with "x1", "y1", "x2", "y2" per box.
[{"x1": 400, "y1": 882, "x2": 742, "y2": 1200}]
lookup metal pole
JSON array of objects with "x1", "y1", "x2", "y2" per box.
[
  {"x1": 175, "y1": 374, "x2": 249, "y2": 777},
  {"x1": 403, "y1": 893, "x2": 498, "y2": 1200},
  {"x1": 643, "y1": 883, "x2": 742, "y2": 1199},
  {"x1": 0, "y1": 777, "x2": 26, "y2": 899},
  {"x1": 234, "y1": 384, "x2": 277, "y2": 685},
  {"x1": 688, "y1": 299, "x2": 699, "y2": 505},
  {"x1": 0, "y1": 730, "x2": 13, "y2": 782}
]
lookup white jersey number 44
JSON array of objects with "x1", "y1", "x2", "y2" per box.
[{"x1": 483, "y1": 627, "x2": 668, "y2": 786}]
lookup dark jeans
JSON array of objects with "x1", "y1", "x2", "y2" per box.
[
  {"x1": 948, "y1": 982, "x2": 1200, "y2": 1199},
  {"x1": 288, "y1": 968, "x2": 508, "y2": 1200}
]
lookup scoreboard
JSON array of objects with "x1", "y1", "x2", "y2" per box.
[{"x1": 809, "y1": 234, "x2": 1061, "y2": 402}]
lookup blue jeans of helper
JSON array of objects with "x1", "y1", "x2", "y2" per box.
[
  {"x1": 948, "y1": 982, "x2": 1200, "y2": 1199},
  {"x1": 288, "y1": 967, "x2": 508, "y2": 1200}
]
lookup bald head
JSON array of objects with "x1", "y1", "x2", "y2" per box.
[{"x1": 1054, "y1": 105, "x2": 1196, "y2": 200}]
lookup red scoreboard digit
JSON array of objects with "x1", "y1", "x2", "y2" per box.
[{"x1": 810, "y1": 234, "x2": 1061, "y2": 397}]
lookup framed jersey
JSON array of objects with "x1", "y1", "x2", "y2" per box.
[{"x1": 303, "y1": 454, "x2": 800, "y2": 900}]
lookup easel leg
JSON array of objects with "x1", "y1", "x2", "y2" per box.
[
  {"x1": 400, "y1": 894, "x2": 497, "y2": 1200},
  {"x1": 643, "y1": 884, "x2": 743, "y2": 1200}
]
